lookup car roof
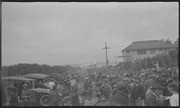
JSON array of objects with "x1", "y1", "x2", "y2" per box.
[
  {"x1": 23, "y1": 73, "x2": 50, "y2": 79},
  {"x1": 2, "y1": 76, "x2": 34, "y2": 81}
]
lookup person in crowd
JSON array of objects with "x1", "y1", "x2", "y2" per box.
[
  {"x1": 167, "y1": 82, "x2": 179, "y2": 106},
  {"x1": 70, "y1": 87, "x2": 81, "y2": 106},
  {"x1": 84, "y1": 77, "x2": 89, "y2": 90},
  {"x1": 144, "y1": 74, "x2": 157, "y2": 92},
  {"x1": 110, "y1": 80, "x2": 130, "y2": 106},
  {"x1": 48, "y1": 80, "x2": 56, "y2": 90},
  {"x1": 36, "y1": 80, "x2": 44, "y2": 88},
  {"x1": 13, "y1": 81, "x2": 19, "y2": 89},
  {"x1": 145, "y1": 83, "x2": 164, "y2": 106},
  {"x1": 26, "y1": 81, "x2": 32, "y2": 89},
  {"x1": 56, "y1": 82, "x2": 63, "y2": 92},
  {"x1": 9, "y1": 81, "x2": 16, "y2": 89},
  {"x1": 100, "y1": 80, "x2": 113, "y2": 100},
  {"x1": 8, "y1": 87, "x2": 20, "y2": 106},
  {"x1": 77, "y1": 80, "x2": 85, "y2": 106},
  {"x1": 21, "y1": 83, "x2": 31, "y2": 106},
  {"x1": 172, "y1": 76, "x2": 179, "y2": 86},
  {"x1": 17, "y1": 81, "x2": 24, "y2": 101},
  {"x1": 69, "y1": 77, "x2": 77, "y2": 92},
  {"x1": 2, "y1": 88, "x2": 8, "y2": 106},
  {"x1": 89, "y1": 81, "x2": 97, "y2": 100},
  {"x1": 132, "y1": 79, "x2": 146, "y2": 106},
  {"x1": 48, "y1": 85, "x2": 61, "y2": 106},
  {"x1": 156, "y1": 76, "x2": 172, "y2": 106}
]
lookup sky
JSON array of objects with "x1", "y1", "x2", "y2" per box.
[{"x1": 2, "y1": 2, "x2": 179, "y2": 66}]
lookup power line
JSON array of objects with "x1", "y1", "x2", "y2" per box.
[{"x1": 103, "y1": 42, "x2": 110, "y2": 67}]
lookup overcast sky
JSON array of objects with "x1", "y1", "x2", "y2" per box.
[{"x1": 2, "y1": 2, "x2": 179, "y2": 66}]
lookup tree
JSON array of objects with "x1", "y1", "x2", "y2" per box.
[
  {"x1": 131, "y1": 59, "x2": 144, "y2": 71},
  {"x1": 174, "y1": 38, "x2": 179, "y2": 44},
  {"x1": 163, "y1": 38, "x2": 172, "y2": 44},
  {"x1": 120, "y1": 60, "x2": 132, "y2": 70},
  {"x1": 2, "y1": 63, "x2": 77, "y2": 77},
  {"x1": 169, "y1": 49, "x2": 178, "y2": 60}
]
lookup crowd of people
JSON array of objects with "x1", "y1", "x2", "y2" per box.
[
  {"x1": 85, "y1": 66, "x2": 179, "y2": 106},
  {"x1": 2, "y1": 66, "x2": 179, "y2": 106},
  {"x1": 2, "y1": 80, "x2": 33, "y2": 106}
]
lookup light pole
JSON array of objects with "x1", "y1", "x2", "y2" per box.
[{"x1": 103, "y1": 42, "x2": 110, "y2": 67}]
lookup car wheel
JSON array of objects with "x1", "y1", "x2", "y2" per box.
[{"x1": 39, "y1": 94, "x2": 50, "y2": 106}]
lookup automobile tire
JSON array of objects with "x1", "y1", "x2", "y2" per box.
[{"x1": 39, "y1": 94, "x2": 50, "y2": 106}]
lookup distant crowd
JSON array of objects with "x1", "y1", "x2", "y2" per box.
[{"x1": 2, "y1": 66, "x2": 179, "y2": 106}]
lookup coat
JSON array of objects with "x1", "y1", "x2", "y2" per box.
[
  {"x1": 110, "y1": 91, "x2": 129, "y2": 106},
  {"x1": 145, "y1": 89, "x2": 163, "y2": 106},
  {"x1": 144, "y1": 78, "x2": 156, "y2": 91},
  {"x1": 71, "y1": 93, "x2": 80, "y2": 106},
  {"x1": 133, "y1": 84, "x2": 145, "y2": 99}
]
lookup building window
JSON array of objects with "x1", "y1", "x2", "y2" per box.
[
  {"x1": 137, "y1": 50, "x2": 146, "y2": 55},
  {"x1": 150, "y1": 50, "x2": 155, "y2": 54}
]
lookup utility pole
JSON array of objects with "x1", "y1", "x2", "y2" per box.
[{"x1": 103, "y1": 42, "x2": 110, "y2": 67}]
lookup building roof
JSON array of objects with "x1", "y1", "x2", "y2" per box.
[{"x1": 122, "y1": 40, "x2": 178, "y2": 51}]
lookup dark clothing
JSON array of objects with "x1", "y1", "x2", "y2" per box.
[
  {"x1": 144, "y1": 78, "x2": 156, "y2": 91},
  {"x1": 13, "y1": 82, "x2": 19, "y2": 89},
  {"x1": 35, "y1": 83, "x2": 44, "y2": 88},
  {"x1": 133, "y1": 84, "x2": 145, "y2": 99},
  {"x1": 111, "y1": 91, "x2": 129, "y2": 106},
  {"x1": 84, "y1": 81, "x2": 89, "y2": 90},
  {"x1": 49, "y1": 90, "x2": 60, "y2": 106},
  {"x1": 71, "y1": 93, "x2": 80, "y2": 106},
  {"x1": 162, "y1": 86, "x2": 172, "y2": 106},
  {"x1": 10, "y1": 93, "x2": 19, "y2": 106},
  {"x1": 145, "y1": 89, "x2": 163, "y2": 106},
  {"x1": 17, "y1": 83, "x2": 23, "y2": 98}
]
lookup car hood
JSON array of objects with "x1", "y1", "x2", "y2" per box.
[{"x1": 31, "y1": 88, "x2": 50, "y2": 94}]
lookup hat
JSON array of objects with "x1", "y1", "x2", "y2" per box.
[
  {"x1": 156, "y1": 77, "x2": 167, "y2": 86},
  {"x1": 23, "y1": 83, "x2": 28, "y2": 87},
  {"x1": 167, "y1": 83, "x2": 179, "y2": 93}
]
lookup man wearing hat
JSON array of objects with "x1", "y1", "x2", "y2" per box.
[{"x1": 145, "y1": 83, "x2": 164, "y2": 106}]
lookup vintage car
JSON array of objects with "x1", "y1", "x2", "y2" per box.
[
  {"x1": 23, "y1": 73, "x2": 51, "y2": 106},
  {"x1": 29, "y1": 88, "x2": 51, "y2": 106},
  {"x1": 2, "y1": 76, "x2": 35, "y2": 89},
  {"x1": 2, "y1": 76, "x2": 35, "y2": 106}
]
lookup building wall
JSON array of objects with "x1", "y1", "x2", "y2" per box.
[{"x1": 122, "y1": 48, "x2": 175, "y2": 61}]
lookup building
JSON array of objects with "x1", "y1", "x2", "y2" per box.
[{"x1": 121, "y1": 40, "x2": 178, "y2": 61}]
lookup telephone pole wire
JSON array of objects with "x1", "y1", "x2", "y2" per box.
[{"x1": 103, "y1": 42, "x2": 110, "y2": 67}]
